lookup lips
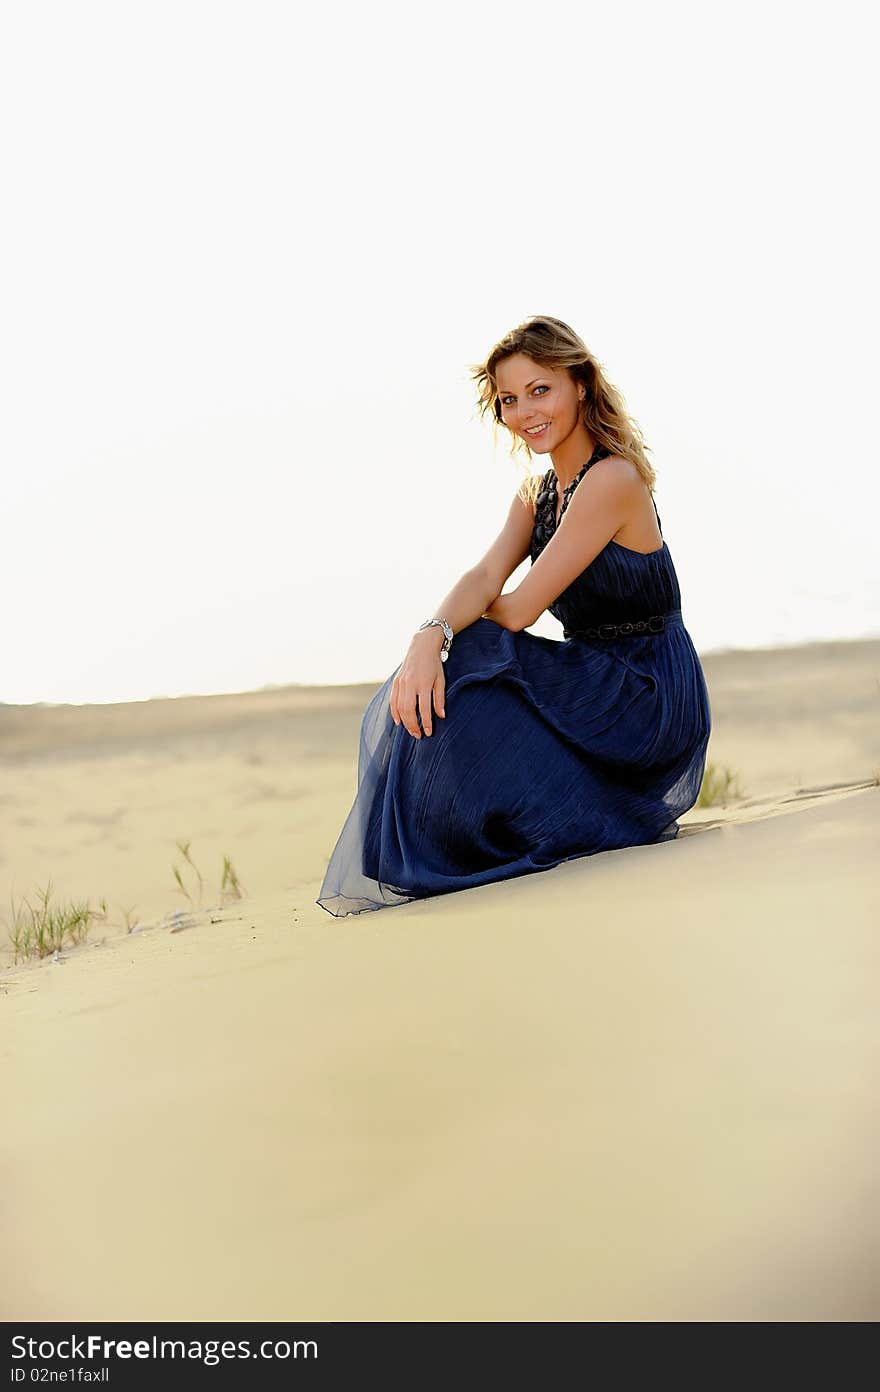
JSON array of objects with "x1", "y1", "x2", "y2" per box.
[{"x1": 526, "y1": 423, "x2": 549, "y2": 437}]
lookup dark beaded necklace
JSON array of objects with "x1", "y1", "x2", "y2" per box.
[{"x1": 532, "y1": 442, "x2": 610, "y2": 551}]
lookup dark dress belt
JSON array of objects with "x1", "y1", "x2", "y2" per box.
[{"x1": 564, "y1": 608, "x2": 683, "y2": 641}]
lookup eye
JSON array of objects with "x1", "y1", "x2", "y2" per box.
[{"x1": 500, "y1": 385, "x2": 549, "y2": 406}]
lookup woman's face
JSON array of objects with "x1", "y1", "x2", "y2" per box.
[{"x1": 495, "y1": 354, "x2": 582, "y2": 452}]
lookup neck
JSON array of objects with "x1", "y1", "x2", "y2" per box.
[{"x1": 549, "y1": 429, "x2": 596, "y2": 490}]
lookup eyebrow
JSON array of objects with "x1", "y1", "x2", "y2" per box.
[{"x1": 498, "y1": 378, "x2": 545, "y2": 394}]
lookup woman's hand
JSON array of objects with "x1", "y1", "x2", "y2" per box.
[{"x1": 390, "y1": 631, "x2": 447, "y2": 739}]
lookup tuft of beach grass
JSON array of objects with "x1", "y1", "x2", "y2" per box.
[
  {"x1": 4, "y1": 846, "x2": 248, "y2": 964},
  {"x1": 7, "y1": 880, "x2": 108, "y2": 964},
  {"x1": 697, "y1": 760, "x2": 746, "y2": 808}
]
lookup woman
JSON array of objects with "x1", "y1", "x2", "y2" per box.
[{"x1": 317, "y1": 315, "x2": 712, "y2": 916}]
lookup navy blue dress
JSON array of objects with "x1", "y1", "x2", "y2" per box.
[{"x1": 317, "y1": 444, "x2": 712, "y2": 916}]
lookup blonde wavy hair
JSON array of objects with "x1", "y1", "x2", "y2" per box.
[{"x1": 469, "y1": 315, "x2": 656, "y2": 510}]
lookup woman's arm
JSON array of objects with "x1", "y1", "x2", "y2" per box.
[
  {"x1": 411, "y1": 485, "x2": 536, "y2": 643},
  {"x1": 394, "y1": 567, "x2": 505, "y2": 739},
  {"x1": 413, "y1": 567, "x2": 504, "y2": 647},
  {"x1": 494, "y1": 462, "x2": 638, "y2": 631},
  {"x1": 392, "y1": 512, "x2": 528, "y2": 738},
  {"x1": 481, "y1": 592, "x2": 519, "y2": 629}
]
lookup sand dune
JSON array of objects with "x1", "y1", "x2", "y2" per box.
[{"x1": 2, "y1": 637, "x2": 878, "y2": 1319}]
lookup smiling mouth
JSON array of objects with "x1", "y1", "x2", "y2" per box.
[{"x1": 526, "y1": 423, "x2": 549, "y2": 437}]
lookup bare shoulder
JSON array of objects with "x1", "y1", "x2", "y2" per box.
[
  {"x1": 592, "y1": 454, "x2": 642, "y2": 488},
  {"x1": 571, "y1": 453, "x2": 642, "y2": 504},
  {"x1": 584, "y1": 454, "x2": 661, "y2": 550}
]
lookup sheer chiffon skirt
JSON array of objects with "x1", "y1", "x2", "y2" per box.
[{"x1": 316, "y1": 615, "x2": 712, "y2": 917}]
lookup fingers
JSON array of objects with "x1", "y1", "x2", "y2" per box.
[
  {"x1": 418, "y1": 692, "x2": 431, "y2": 739},
  {"x1": 390, "y1": 689, "x2": 441, "y2": 739},
  {"x1": 389, "y1": 668, "x2": 446, "y2": 740},
  {"x1": 390, "y1": 679, "x2": 424, "y2": 736}
]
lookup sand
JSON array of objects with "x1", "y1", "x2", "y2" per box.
[{"x1": 1, "y1": 637, "x2": 878, "y2": 1320}]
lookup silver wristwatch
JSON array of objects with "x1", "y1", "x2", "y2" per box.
[{"x1": 417, "y1": 617, "x2": 454, "y2": 662}]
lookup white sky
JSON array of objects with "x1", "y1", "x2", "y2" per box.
[{"x1": 2, "y1": 0, "x2": 878, "y2": 705}]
